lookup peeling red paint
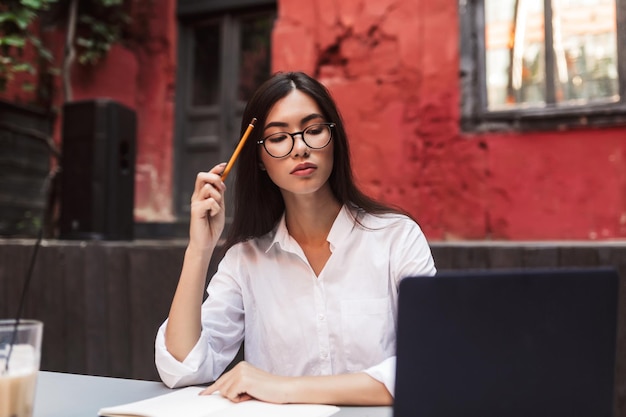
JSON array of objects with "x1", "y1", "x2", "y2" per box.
[{"x1": 273, "y1": 0, "x2": 626, "y2": 241}]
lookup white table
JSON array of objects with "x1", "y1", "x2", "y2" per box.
[{"x1": 34, "y1": 371, "x2": 392, "y2": 417}]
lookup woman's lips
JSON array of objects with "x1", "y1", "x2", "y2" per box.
[{"x1": 290, "y1": 163, "x2": 317, "y2": 175}]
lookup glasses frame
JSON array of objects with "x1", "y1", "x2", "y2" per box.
[{"x1": 257, "y1": 122, "x2": 336, "y2": 158}]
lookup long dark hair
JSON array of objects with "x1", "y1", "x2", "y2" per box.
[{"x1": 224, "y1": 71, "x2": 401, "y2": 251}]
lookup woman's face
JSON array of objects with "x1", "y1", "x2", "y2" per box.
[{"x1": 259, "y1": 89, "x2": 334, "y2": 198}]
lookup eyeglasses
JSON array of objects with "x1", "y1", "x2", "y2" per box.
[{"x1": 257, "y1": 123, "x2": 335, "y2": 158}]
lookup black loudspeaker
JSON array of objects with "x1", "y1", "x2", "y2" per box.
[{"x1": 59, "y1": 99, "x2": 136, "y2": 240}]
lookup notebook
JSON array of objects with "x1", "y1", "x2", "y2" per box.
[
  {"x1": 98, "y1": 387, "x2": 340, "y2": 417},
  {"x1": 394, "y1": 267, "x2": 619, "y2": 417}
]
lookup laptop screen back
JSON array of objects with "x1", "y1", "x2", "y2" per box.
[{"x1": 394, "y1": 268, "x2": 619, "y2": 417}]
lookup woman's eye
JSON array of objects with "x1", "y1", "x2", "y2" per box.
[
  {"x1": 267, "y1": 133, "x2": 288, "y2": 143},
  {"x1": 306, "y1": 126, "x2": 323, "y2": 135}
]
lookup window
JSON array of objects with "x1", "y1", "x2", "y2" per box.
[{"x1": 460, "y1": 0, "x2": 626, "y2": 131}]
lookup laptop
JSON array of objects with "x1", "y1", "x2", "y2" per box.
[{"x1": 394, "y1": 267, "x2": 619, "y2": 417}]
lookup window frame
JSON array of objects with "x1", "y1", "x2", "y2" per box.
[
  {"x1": 460, "y1": 0, "x2": 626, "y2": 132},
  {"x1": 177, "y1": 0, "x2": 275, "y2": 16}
]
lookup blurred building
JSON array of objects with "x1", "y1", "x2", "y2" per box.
[{"x1": 4, "y1": 0, "x2": 626, "y2": 240}]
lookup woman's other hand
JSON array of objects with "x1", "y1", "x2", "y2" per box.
[
  {"x1": 200, "y1": 361, "x2": 290, "y2": 404},
  {"x1": 199, "y1": 361, "x2": 393, "y2": 406}
]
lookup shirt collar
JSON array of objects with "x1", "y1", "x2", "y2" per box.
[{"x1": 265, "y1": 204, "x2": 357, "y2": 254}]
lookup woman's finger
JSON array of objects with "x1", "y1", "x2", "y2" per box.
[
  {"x1": 193, "y1": 164, "x2": 226, "y2": 195},
  {"x1": 206, "y1": 200, "x2": 221, "y2": 217},
  {"x1": 199, "y1": 383, "x2": 218, "y2": 396},
  {"x1": 211, "y1": 162, "x2": 227, "y2": 176},
  {"x1": 190, "y1": 199, "x2": 215, "y2": 217},
  {"x1": 200, "y1": 183, "x2": 223, "y2": 204}
]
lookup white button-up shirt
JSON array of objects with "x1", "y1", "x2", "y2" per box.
[{"x1": 155, "y1": 205, "x2": 436, "y2": 395}]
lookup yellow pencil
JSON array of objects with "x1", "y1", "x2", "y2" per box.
[{"x1": 221, "y1": 117, "x2": 257, "y2": 181}]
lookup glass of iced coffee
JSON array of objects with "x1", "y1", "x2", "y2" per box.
[{"x1": 0, "y1": 320, "x2": 43, "y2": 417}]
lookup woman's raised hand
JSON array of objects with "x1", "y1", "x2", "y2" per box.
[{"x1": 189, "y1": 162, "x2": 227, "y2": 251}]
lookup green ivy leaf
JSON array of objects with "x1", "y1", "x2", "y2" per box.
[
  {"x1": 20, "y1": 0, "x2": 43, "y2": 8},
  {"x1": 12, "y1": 62, "x2": 35, "y2": 73},
  {"x1": 0, "y1": 12, "x2": 17, "y2": 24},
  {"x1": 28, "y1": 34, "x2": 41, "y2": 46},
  {"x1": 76, "y1": 37, "x2": 94, "y2": 48},
  {"x1": 38, "y1": 47, "x2": 53, "y2": 62},
  {"x1": 0, "y1": 35, "x2": 27, "y2": 47},
  {"x1": 21, "y1": 81, "x2": 35, "y2": 91},
  {"x1": 11, "y1": 8, "x2": 37, "y2": 29},
  {"x1": 20, "y1": 0, "x2": 57, "y2": 11},
  {"x1": 79, "y1": 15, "x2": 95, "y2": 25},
  {"x1": 101, "y1": 0, "x2": 124, "y2": 6}
]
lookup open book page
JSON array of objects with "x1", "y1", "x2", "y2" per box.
[{"x1": 98, "y1": 386, "x2": 340, "y2": 417}]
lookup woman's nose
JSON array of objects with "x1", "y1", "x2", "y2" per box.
[{"x1": 291, "y1": 133, "x2": 310, "y2": 157}]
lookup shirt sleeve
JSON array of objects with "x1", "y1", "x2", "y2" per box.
[
  {"x1": 392, "y1": 218, "x2": 437, "y2": 282},
  {"x1": 363, "y1": 356, "x2": 397, "y2": 396},
  {"x1": 154, "y1": 319, "x2": 215, "y2": 388},
  {"x1": 154, "y1": 246, "x2": 245, "y2": 388}
]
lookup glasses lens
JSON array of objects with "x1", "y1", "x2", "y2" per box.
[
  {"x1": 264, "y1": 132, "x2": 293, "y2": 158},
  {"x1": 303, "y1": 124, "x2": 332, "y2": 149},
  {"x1": 262, "y1": 124, "x2": 333, "y2": 158}
]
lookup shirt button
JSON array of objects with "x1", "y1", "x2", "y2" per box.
[
  {"x1": 318, "y1": 314, "x2": 325, "y2": 321},
  {"x1": 320, "y1": 351, "x2": 328, "y2": 359}
]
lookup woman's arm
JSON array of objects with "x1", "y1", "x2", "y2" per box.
[
  {"x1": 164, "y1": 245, "x2": 212, "y2": 361},
  {"x1": 164, "y1": 164, "x2": 226, "y2": 362},
  {"x1": 200, "y1": 361, "x2": 393, "y2": 406}
]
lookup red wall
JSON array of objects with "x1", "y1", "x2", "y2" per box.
[
  {"x1": 273, "y1": 0, "x2": 626, "y2": 240},
  {"x1": 4, "y1": 0, "x2": 626, "y2": 240}
]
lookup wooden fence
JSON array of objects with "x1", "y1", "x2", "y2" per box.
[{"x1": 0, "y1": 239, "x2": 624, "y2": 415}]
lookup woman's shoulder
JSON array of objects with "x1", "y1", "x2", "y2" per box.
[
  {"x1": 223, "y1": 227, "x2": 278, "y2": 257},
  {"x1": 355, "y1": 207, "x2": 421, "y2": 231}
]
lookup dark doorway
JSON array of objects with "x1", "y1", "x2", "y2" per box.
[{"x1": 174, "y1": 4, "x2": 275, "y2": 226}]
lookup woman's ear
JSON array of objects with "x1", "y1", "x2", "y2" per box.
[{"x1": 258, "y1": 162, "x2": 266, "y2": 171}]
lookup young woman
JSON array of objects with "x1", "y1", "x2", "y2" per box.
[{"x1": 155, "y1": 71, "x2": 436, "y2": 405}]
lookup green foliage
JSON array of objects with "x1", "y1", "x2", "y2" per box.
[
  {"x1": 75, "y1": 3, "x2": 130, "y2": 65},
  {"x1": 0, "y1": 0, "x2": 131, "y2": 93},
  {"x1": 0, "y1": 0, "x2": 57, "y2": 92}
]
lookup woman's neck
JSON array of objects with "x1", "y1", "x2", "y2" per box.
[{"x1": 283, "y1": 188, "x2": 342, "y2": 246}]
